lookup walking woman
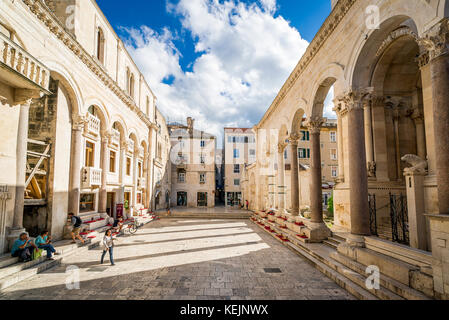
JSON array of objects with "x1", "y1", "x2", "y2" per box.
[{"x1": 101, "y1": 229, "x2": 116, "y2": 266}]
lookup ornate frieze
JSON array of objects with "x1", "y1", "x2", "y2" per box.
[
  {"x1": 376, "y1": 26, "x2": 418, "y2": 58},
  {"x1": 20, "y1": 0, "x2": 156, "y2": 129},
  {"x1": 419, "y1": 18, "x2": 449, "y2": 60}
]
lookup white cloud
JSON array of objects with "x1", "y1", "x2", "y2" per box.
[
  {"x1": 123, "y1": 0, "x2": 309, "y2": 144},
  {"x1": 323, "y1": 86, "x2": 337, "y2": 119}
]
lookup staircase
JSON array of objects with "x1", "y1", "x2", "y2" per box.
[
  {"x1": 0, "y1": 214, "x2": 155, "y2": 291},
  {"x1": 251, "y1": 212, "x2": 433, "y2": 300}
]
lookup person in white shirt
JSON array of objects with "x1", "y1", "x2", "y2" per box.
[{"x1": 101, "y1": 229, "x2": 116, "y2": 266}]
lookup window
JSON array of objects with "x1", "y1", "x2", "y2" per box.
[
  {"x1": 284, "y1": 149, "x2": 288, "y2": 160},
  {"x1": 233, "y1": 149, "x2": 240, "y2": 158},
  {"x1": 234, "y1": 164, "x2": 240, "y2": 173},
  {"x1": 138, "y1": 162, "x2": 142, "y2": 178},
  {"x1": 137, "y1": 193, "x2": 142, "y2": 204},
  {"x1": 96, "y1": 27, "x2": 105, "y2": 64},
  {"x1": 200, "y1": 140, "x2": 205, "y2": 148},
  {"x1": 80, "y1": 194, "x2": 95, "y2": 213},
  {"x1": 126, "y1": 157, "x2": 131, "y2": 176},
  {"x1": 129, "y1": 74, "x2": 135, "y2": 98},
  {"x1": 199, "y1": 173, "x2": 206, "y2": 184},
  {"x1": 301, "y1": 130, "x2": 310, "y2": 141},
  {"x1": 85, "y1": 141, "x2": 95, "y2": 167},
  {"x1": 200, "y1": 154, "x2": 205, "y2": 164},
  {"x1": 298, "y1": 148, "x2": 310, "y2": 159},
  {"x1": 249, "y1": 149, "x2": 256, "y2": 156},
  {"x1": 234, "y1": 179, "x2": 240, "y2": 186},
  {"x1": 109, "y1": 150, "x2": 116, "y2": 173},
  {"x1": 178, "y1": 170, "x2": 186, "y2": 183},
  {"x1": 330, "y1": 149, "x2": 338, "y2": 161},
  {"x1": 330, "y1": 131, "x2": 337, "y2": 143},
  {"x1": 146, "y1": 97, "x2": 150, "y2": 116},
  {"x1": 331, "y1": 166, "x2": 338, "y2": 178}
]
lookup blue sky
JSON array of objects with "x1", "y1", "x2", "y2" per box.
[{"x1": 96, "y1": 0, "x2": 333, "y2": 140}]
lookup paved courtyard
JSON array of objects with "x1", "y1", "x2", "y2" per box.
[{"x1": 0, "y1": 219, "x2": 355, "y2": 300}]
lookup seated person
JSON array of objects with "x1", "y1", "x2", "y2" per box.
[
  {"x1": 35, "y1": 230, "x2": 59, "y2": 260},
  {"x1": 11, "y1": 233, "x2": 38, "y2": 262},
  {"x1": 112, "y1": 216, "x2": 124, "y2": 233}
]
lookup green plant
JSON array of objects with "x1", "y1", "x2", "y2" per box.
[{"x1": 327, "y1": 196, "x2": 334, "y2": 217}]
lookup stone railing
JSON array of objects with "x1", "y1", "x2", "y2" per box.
[
  {"x1": 127, "y1": 139, "x2": 135, "y2": 154},
  {"x1": 0, "y1": 31, "x2": 50, "y2": 91},
  {"x1": 138, "y1": 177, "x2": 146, "y2": 188},
  {"x1": 86, "y1": 113, "x2": 100, "y2": 136},
  {"x1": 81, "y1": 167, "x2": 102, "y2": 188},
  {"x1": 138, "y1": 146, "x2": 145, "y2": 158},
  {"x1": 110, "y1": 128, "x2": 120, "y2": 147}
]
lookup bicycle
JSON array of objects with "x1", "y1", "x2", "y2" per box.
[{"x1": 124, "y1": 218, "x2": 138, "y2": 235}]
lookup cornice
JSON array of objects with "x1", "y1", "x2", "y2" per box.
[
  {"x1": 256, "y1": 0, "x2": 357, "y2": 129},
  {"x1": 22, "y1": 0, "x2": 156, "y2": 129}
]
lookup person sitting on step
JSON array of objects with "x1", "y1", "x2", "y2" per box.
[
  {"x1": 35, "y1": 230, "x2": 59, "y2": 260},
  {"x1": 11, "y1": 233, "x2": 38, "y2": 263}
]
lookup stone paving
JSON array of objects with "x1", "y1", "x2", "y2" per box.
[{"x1": 0, "y1": 218, "x2": 355, "y2": 300}]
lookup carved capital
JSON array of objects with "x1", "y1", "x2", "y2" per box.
[
  {"x1": 14, "y1": 88, "x2": 42, "y2": 105},
  {"x1": 306, "y1": 116, "x2": 326, "y2": 134},
  {"x1": 288, "y1": 132, "x2": 300, "y2": 144},
  {"x1": 278, "y1": 142, "x2": 287, "y2": 154},
  {"x1": 337, "y1": 89, "x2": 372, "y2": 112},
  {"x1": 419, "y1": 19, "x2": 449, "y2": 60},
  {"x1": 72, "y1": 115, "x2": 88, "y2": 131}
]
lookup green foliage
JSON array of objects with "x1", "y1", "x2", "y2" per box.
[{"x1": 327, "y1": 196, "x2": 334, "y2": 217}]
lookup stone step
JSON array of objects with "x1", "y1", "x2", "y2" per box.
[
  {"x1": 331, "y1": 251, "x2": 432, "y2": 300},
  {"x1": 0, "y1": 255, "x2": 19, "y2": 269},
  {"x1": 250, "y1": 216, "x2": 427, "y2": 300},
  {"x1": 323, "y1": 240, "x2": 338, "y2": 250},
  {"x1": 0, "y1": 214, "x2": 155, "y2": 291}
]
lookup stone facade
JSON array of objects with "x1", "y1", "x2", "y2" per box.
[
  {"x1": 223, "y1": 128, "x2": 256, "y2": 207},
  {"x1": 0, "y1": 0, "x2": 164, "y2": 252},
  {"x1": 169, "y1": 118, "x2": 216, "y2": 208},
  {"x1": 246, "y1": 0, "x2": 449, "y2": 299}
]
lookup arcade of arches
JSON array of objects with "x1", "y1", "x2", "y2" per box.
[{"x1": 244, "y1": 0, "x2": 449, "y2": 300}]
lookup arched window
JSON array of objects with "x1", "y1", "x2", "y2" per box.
[
  {"x1": 96, "y1": 27, "x2": 105, "y2": 64},
  {"x1": 126, "y1": 68, "x2": 130, "y2": 94},
  {"x1": 88, "y1": 105, "x2": 96, "y2": 116},
  {"x1": 129, "y1": 74, "x2": 135, "y2": 98},
  {"x1": 146, "y1": 96, "x2": 150, "y2": 116}
]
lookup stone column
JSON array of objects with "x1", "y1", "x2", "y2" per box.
[
  {"x1": 277, "y1": 143, "x2": 286, "y2": 213},
  {"x1": 333, "y1": 104, "x2": 345, "y2": 182},
  {"x1": 68, "y1": 116, "x2": 86, "y2": 216},
  {"x1": 392, "y1": 106, "x2": 402, "y2": 181},
  {"x1": 12, "y1": 101, "x2": 30, "y2": 230},
  {"x1": 420, "y1": 19, "x2": 449, "y2": 215},
  {"x1": 289, "y1": 134, "x2": 300, "y2": 216},
  {"x1": 345, "y1": 91, "x2": 371, "y2": 237},
  {"x1": 308, "y1": 117, "x2": 325, "y2": 224},
  {"x1": 98, "y1": 133, "x2": 109, "y2": 215},
  {"x1": 411, "y1": 112, "x2": 427, "y2": 161},
  {"x1": 405, "y1": 171, "x2": 428, "y2": 250},
  {"x1": 364, "y1": 96, "x2": 375, "y2": 178}
]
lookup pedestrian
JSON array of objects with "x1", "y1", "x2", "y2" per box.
[
  {"x1": 68, "y1": 212, "x2": 85, "y2": 244},
  {"x1": 112, "y1": 216, "x2": 124, "y2": 234},
  {"x1": 11, "y1": 233, "x2": 38, "y2": 262},
  {"x1": 101, "y1": 229, "x2": 116, "y2": 266},
  {"x1": 35, "y1": 230, "x2": 59, "y2": 260}
]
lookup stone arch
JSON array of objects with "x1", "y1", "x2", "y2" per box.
[
  {"x1": 351, "y1": 14, "x2": 420, "y2": 89},
  {"x1": 43, "y1": 61, "x2": 83, "y2": 119},
  {"x1": 128, "y1": 129, "x2": 140, "y2": 146},
  {"x1": 310, "y1": 77, "x2": 337, "y2": 118},
  {"x1": 111, "y1": 115, "x2": 129, "y2": 138},
  {"x1": 290, "y1": 108, "x2": 306, "y2": 137},
  {"x1": 84, "y1": 98, "x2": 110, "y2": 130}
]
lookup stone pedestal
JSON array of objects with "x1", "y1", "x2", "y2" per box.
[
  {"x1": 306, "y1": 222, "x2": 332, "y2": 243},
  {"x1": 69, "y1": 117, "x2": 86, "y2": 216},
  {"x1": 405, "y1": 171, "x2": 428, "y2": 251},
  {"x1": 426, "y1": 214, "x2": 449, "y2": 300}
]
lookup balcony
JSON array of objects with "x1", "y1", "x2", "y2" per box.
[
  {"x1": 138, "y1": 146, "x2": 145, "y2": 159},
  {"x1": 138, "y1": 177, "x2": 146, "y2": 188},
  {"x1": 86, "y1": 113, "x2": 100, "y2": 136},
  {"x1": 81, "y1": 167, "x2": 102, "y2": 188},
  {"x1": 127, "y1": 139, "x2": 135, "y2": 154},
  {"x1": 111, "y1": 128, "x2": 120, "y2": 147},
  {"x1": 0, "y1": 32, "x2": 50, "y2": 95}
]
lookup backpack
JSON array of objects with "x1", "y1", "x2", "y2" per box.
[{"x1": 73, "y1": 216, "x2": 82, "y2": 227}]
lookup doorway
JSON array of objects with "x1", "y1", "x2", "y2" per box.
[
  {"x1": 177, "y1": 192, "x2": 187, "y2": 206},
  {"x1": 106, "y1": 192, "x2": 115, "y2": 218},
  {"x1": 198, "y1": 192, "x2": 208, "y2": 207}
]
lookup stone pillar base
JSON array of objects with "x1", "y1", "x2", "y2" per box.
[
  {"x1": 305, "y1": 222, "x2": 331, "y2": 243},
  {"x1": 7, "y1": 227, "x2": 27, "y2": 251},
  {"x1": 336, "y1": 234, "x2": 366, "y2": 260}
]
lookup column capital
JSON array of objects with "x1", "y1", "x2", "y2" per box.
[
  {"x1": 306, "y1": 116, "x2": 326, "y2": 134},
  {"x1": 277, "y1": 142, "x2": 287, "y2": 153},
  {"x1": 335, "y1": 89, "x2": 372, "y2": 113},
  {"x1": 419, "y1": 18, "x2": 449, "y2": 60},
  {"x1": 101, "y1": 130, "x2": 112, "y2": 144},
  {"x1": 72, "y1": 115, "x2": 88, "y2": 131},
  {"x1": 288, "y1": 132, "x2": 300, "y2": 144}
]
